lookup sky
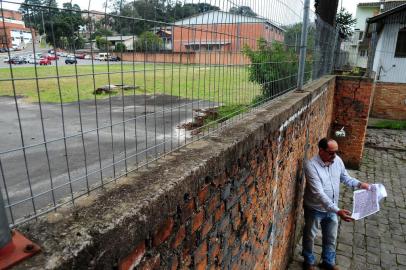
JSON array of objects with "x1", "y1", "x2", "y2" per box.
[{"x1": 1, "y1": 0, "x2": 380, "y2": 22}]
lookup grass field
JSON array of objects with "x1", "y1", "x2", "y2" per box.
[{"x1": 0, "y1": 63, "x2": 261, "y2": 105}]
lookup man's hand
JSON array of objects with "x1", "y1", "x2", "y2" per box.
[
  {"x1": 337, "y1": 209, "x2": 354, "y2": 222},
  {"x1": 358, "y1": 182, "x2": 370, "y2": 190}
]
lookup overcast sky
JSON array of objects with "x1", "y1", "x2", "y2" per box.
[{"x1": 2, "y1": 0, "x2": 380, "y2": 24}]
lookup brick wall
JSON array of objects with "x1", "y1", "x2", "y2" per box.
[
  {"x1": 18, "y1": 76, "x2": 373, "y2": 270},
  {"x1": 371, "y1": 82, "x2": 406, "y2": 120},
  {"x1": 117, "y1": 79, "x2": 336, "y2": 270},
  {"x1": 116, "y1": 51, "x2": 250, "y2": 65},
  {"x1": 333, "y1": 76, "x2": 374, "y2": 169}
]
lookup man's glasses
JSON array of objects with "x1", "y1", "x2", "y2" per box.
[{"x1": 324, "y1": 149, "x2": 337, "y2": 156}]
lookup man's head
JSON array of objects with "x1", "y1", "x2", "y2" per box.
[{"x1": 318, "y1": 138, "x2": 338, "y2": 163}]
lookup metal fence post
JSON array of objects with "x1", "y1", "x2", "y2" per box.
[
  {"x1": 297, "y1": 0, "x2": 311, "y2": 91},
  {"x1": 0, "y1": 189, "x2": 11, "y2": 249}
]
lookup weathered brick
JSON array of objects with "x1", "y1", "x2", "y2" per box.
[
  {"x1": 180, "y1": 199, "x2": 196, "y2": 222},
  {"x1": 119, "y1": 241, "x2": 146, "y2": 270},
  {"x1": 214, "y1": 202, "x2": 225, "y2": 223},
  {"x1": 201, "y1": 216, "x2": 213, "y2": 239},
  {"x1": 195, "y1": 257, "x2": 208, "y2": 270},
  {"x1": 139, "y1": 254, "x2": 160, "y2": 270},
  {"x1": 198, "y1": 185, "x2": 210, "y2": 205},
  {"x1": 206, "y1": 194, "x2": 220, "y2": 215},
  {"x1": 172, "y1": 225, "x2": 186, "y2": 249},
  {"x1": 192, "y1": 210, "x2": 205, "y2": 234},
  {"x1": 194, "y1": 241, "x2": 208, "y2": 264},
  {"x1": 153, "y1": 218, "x2": 174, "y2": 247}
]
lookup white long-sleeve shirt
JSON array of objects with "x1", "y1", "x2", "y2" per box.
[{"x1": 304, "y1": 154, "x2": 360, "y2": 213}]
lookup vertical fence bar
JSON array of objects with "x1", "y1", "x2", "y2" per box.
[
  {"x1": 297, "y1": 0, "x2": 310, "y2": 91},
  {"x1": 0, "y1": 189, "x2": 11, "y2": 249}
]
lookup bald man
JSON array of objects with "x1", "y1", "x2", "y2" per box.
[{"x1": 302, "y1": 138, "x2": 370, "y2": 270}]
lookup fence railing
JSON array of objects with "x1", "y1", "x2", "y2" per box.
[{"x1": 0, "y1": 0, "x2": 338, "y2": 234}]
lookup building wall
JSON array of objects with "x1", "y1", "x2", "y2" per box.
[
  {"x1": 116, "y1": 51, "x2": 251, "y2": 65},
  {"x1": 333, "y1": 77, "x2": 374, "y2": 169},
  {"x1": 355, "y1": 6, "x2": 380, "y2": 30},
  {"x1": 371, "y1": 82, "x2": 406, "y2": 120},
  {"x1": 172, "y1": 23, "x2": 284, "y2": 53},
  {"x1": 373, "y1": 23, "x2": 406, "y2": 83}
]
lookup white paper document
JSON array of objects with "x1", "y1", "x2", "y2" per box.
[{"x1": 351, "y1": 184, "x2": 387, "y2": 220}]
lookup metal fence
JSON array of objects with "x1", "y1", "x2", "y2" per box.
[{"x1": 0, "y1": 0, "x2": 338, "y2": 230}]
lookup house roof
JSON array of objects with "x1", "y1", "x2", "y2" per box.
[
  {"x1": 358, "y1": 1, "x2": 406, "y2": 11},
  {"x1": 367, "y1": 2, "x2": 406, "y2": 23},
  {"x1": 174, "y1": 10, "x2": 284, "y2": 32},
  {"x1": 105, "y1": 36, "x2": 137, "y2": 42}
]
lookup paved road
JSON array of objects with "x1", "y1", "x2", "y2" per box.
[
  {"x1": 288, "y1": 128, "x2": 406, "y2": 269},
  {"x1": 0, "y1": 94, "x2": 216, "y2": 223}
]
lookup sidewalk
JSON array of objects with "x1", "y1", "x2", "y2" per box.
[{"x1": 288, "y1": 129, "x2": 406, "y2": 270}]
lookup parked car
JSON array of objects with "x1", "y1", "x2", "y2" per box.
[
  {"x1": 75, "y1": 53, "x2": 86, "y2": 59},
  {"x1": 39, "y1": 58, "x2": 51, "y2": 65},
  {"x1": 48, "y1": 49, "x2": 55, "y2": 54},
  {"x1": 46, "y1": 54, "x2": 59, "y2": 60},
  {"x1": 109, "y1": 56, "x2": 121, "y2": 61},
  {"x1": 84, "y1": 54, "x2": 92, "y2": 60},
  {"x1": 97, "y1": 52, "x2": 110, "y2": 61},
  {"x1": 65, "y1": 56, "x2": 77, "y2": 64},
  {"x1": 27, "y1": 57, "x2": 40, "y2": 64},
  {"x1": 0, "y1": 48, "x2": 8, "y2": 53},
  {"x1": 57, "y1": 52, "x2": 67, "y2": 57},
  {"x1": 9, "y1": 56, "x2": 26, "y2": 64},
  {"x1": 3, "y1": 57, "x2": 10, "y2": 63}
]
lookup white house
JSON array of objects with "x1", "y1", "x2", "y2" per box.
[
  {"x1": 344, "y1": 1, "x2": 406, "y2": 68},
  {"x1": 366, "y1": 3, "x2": 406, "y2": 83}
]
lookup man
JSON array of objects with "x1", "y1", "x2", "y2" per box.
[{"x1": 302, "y1": 138, "x2": 370, "y2": 270}]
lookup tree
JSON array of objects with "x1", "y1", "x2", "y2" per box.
[
  {"x1": 134, "y1": 31, "x2": 163, "y2": 52},
  {"x1": 243, "y1": 38, "x2": 310, "y2": 99},
  {"x1": 229, "y1": 6, "x2": 257, "y2": 17},
  {"x1": 336, "y1": 8, "x2": 356, "y2": 40},
  {"x1": 114, "y1": 42, "x2": 127, "y2": 52},
  {"x1": 96, "y1": 36, "x2": 111, "y2": 51},
  {"x1": 19, "y1": 0, "x2": 85, "y2": 49}
]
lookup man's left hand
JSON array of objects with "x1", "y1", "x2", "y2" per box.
[{"x1": 358, "y1": 182, "x2": 370, "y2": 190}]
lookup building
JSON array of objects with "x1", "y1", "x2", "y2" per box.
[
  {"x1": 346, "y1": 1, "x2": 406, "y2": 68},
  {"x1": 365, "y1": 3, "x2": 406, "y2": 83},
  {"x1": 155, "y1": 27, "x2": 172, "y2": 51},
  {"x1": 105, "y1": 36, "x2": 136, "y2": 51},
  {"x1": 171, "y1": 10, "x2": 284, "y2": 53},
  {"x1": 0, "y1": 9, "x2": 34, "y2": 49}
]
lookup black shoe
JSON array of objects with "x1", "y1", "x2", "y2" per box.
[
  {"x1": 302, "y1": 262, "x2": 317, "y2": 270},
  {"x1": 319, "y1": 261, "x2": 340, "y2": 270}
]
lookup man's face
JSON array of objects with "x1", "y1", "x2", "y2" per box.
[{"x1": 319, "y1": 140, "x2": 338, "y2": 163}]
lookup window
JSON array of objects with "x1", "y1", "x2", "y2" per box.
[
  {"x1": 360, "y1": 50, "x2": 367, "y2": 57},
  {"x1": 395, "y1": 27, "x2": 406, "y2": 57}
]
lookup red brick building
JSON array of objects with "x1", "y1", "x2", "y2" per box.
[
  {"x1": 0, "y1": 9, "x2": 34, "y2": 49},
  {"x1": 172, "y1": 10, "x2": 284, "y2": 53}
]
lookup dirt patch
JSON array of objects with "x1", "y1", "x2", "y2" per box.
[{"x1": 179, "y1": 108, "x2": 219, "y2": 135}]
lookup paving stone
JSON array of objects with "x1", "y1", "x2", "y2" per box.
[{"x1": 398, "y1": 255, "x2": 406, "y2": 266}]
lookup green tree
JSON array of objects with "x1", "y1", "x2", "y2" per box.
[
  {"x1": 96, "y1": 36, "x2": 111, "y2": 51},
  {"x1": 114, "y1": 42, "x2": 127, "y2": 52},
  {"x1": 243, "y1": 38, "x2": 310, "y2": 99},
  {"x1": 336, "y1": 8, "x2": 356, "y2": 40},
  {"x1": 229, "y1": 6, "x2": 257, "y2": 17},
  {"x1": 134, "y1": 31, "x2": 162, "y2": 52}
]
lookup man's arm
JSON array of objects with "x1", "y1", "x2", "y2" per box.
[
  {"x1": 305, "y1": 161, "x2": 340, "y2": 213},
  {"x1": 338, "y1": 158, "x2": 361, "y2": 188}
]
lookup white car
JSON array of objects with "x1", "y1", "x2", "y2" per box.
[{"x1": 27, "y1": 57, "x2": 40, "y2": 64}]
